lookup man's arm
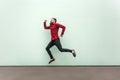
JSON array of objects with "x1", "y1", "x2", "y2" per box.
[
  {"x1": 44, "y1": 20, "x2": 50, "y2": 29},
  {"x1": 56, "y1": 23, "x2": 66, "y2": 37}
]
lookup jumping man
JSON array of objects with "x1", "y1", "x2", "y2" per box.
[{"x1": 44, "y1": 18, "x2": 76, "y2": 64}]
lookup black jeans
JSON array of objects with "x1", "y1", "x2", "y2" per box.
[{"x1": 46, "y1": 38, "x2": 72, "y2": 59}]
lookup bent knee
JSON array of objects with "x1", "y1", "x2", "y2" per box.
[
  {"x1": 59, "y1": 49, "x2": 64, "y2": 52},
  {"x1": 46, "y1": 47, "x2": 49, "y2": 51}
]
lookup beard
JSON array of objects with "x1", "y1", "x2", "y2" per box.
[{"x1": 50, "y1": 22, "x2": 53, "y2": 25}]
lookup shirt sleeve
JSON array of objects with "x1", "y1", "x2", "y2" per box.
[
  {"x1": 44, "y1": 22, "x2": 50, "y2": 29},
  {"x1": 56, "y1": 23, "x2": 66, "y2": 35}
]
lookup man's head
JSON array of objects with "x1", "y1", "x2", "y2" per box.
[{"x1": 50, "y1": 18, "x2": 57, "y2": 24}]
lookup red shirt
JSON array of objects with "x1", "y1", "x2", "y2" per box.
[{"x1": 44, "y1": 22, "x2": 66, "y2": 40}]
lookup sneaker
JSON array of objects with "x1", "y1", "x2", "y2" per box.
[
  {"x1": 48, "y1": 58, "x2": 55, "y2": 64},
  {"x1": 72, "y1": 49, "x2": 76, "y2": 57}
]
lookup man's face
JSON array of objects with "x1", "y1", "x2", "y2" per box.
[{"x1": 50, "y1": 18, "x2": 55, "y2": 23}]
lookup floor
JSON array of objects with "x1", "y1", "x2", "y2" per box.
[{"x1": 0, "y1": 67, "x2": 120, "y2": 80}]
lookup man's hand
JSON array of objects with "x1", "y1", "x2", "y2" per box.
[
  {"x1": 44, "y1": 20, "x2": 47, "y2": 23},
  {"x1": 60, "y1": 34, "x2": 63, "y2": 37}
]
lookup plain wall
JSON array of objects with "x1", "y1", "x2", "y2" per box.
[{"x1": 0, "y1": 0, "x2": 120, "y2": 65}]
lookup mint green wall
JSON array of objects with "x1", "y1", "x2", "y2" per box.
[{"x1": 0, "y1": 0, "x2": 120, "y2": 65}]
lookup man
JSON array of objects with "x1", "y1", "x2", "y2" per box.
[{"x1": 44, "y1": 18, "x2": 76, "y2": 64}]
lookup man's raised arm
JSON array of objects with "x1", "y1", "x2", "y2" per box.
[{"x1": 44, "y1": 20, "x2": 50, "y2": 29}]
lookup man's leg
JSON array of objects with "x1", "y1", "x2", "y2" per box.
[
  {"x1": 54, "y1": 38, "x2": 76, "y2": 57},
  {"x1": 46, "y1": 40, "x2": 56, "y2": 64},
  {"x1": 46, "y1": 41, "x2": 54, "y2": 59},
  {"x1": 54, "y1": 38, "x2": 72, "y2": 52},
  {"x1": 55, "y1": 38, "x2": 76, "y2": 57}
]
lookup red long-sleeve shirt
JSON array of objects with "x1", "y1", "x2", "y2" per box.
[{"x1": 44, "y1": 22, "x2": 66, "y2": 40}]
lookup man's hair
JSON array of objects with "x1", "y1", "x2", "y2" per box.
[{"x1": 52, "y1": 18, "x2": 57, "y2": 22}]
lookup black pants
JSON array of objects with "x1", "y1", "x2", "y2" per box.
[{"x1": 46, "y1": 38, "x2": 72, "y2": 59}]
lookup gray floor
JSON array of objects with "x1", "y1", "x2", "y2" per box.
[{"x1": 0, "y1": 67, "x2": 120, "y2": 80}]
